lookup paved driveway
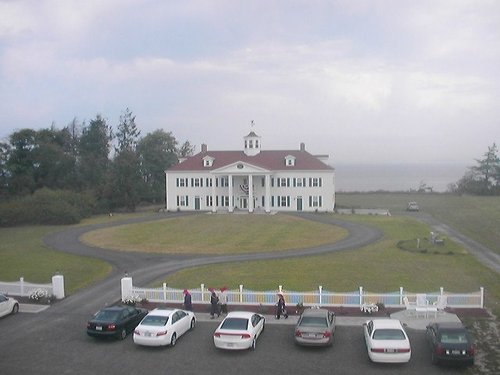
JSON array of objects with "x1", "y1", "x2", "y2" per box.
[{"x1": 0, "y1": 314, "x2": 465, "y2": 375}]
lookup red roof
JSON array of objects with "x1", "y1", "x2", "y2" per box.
[{"x1": 168, "y1": 150, "x2": 333, "y2": 172}]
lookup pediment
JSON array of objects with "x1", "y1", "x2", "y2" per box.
[{"x1": 213, "y1": 161, "x2": 269, "y2": 174}]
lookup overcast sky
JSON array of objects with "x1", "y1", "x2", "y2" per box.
[{"x1": 1, "y1": 0, "x2": 499, "y2": 164}]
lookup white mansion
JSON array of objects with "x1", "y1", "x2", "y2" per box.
[{"x1": 165, "y1": 131, "x2": 335, "y2": 213}]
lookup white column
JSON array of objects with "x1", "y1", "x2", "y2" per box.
[
  {"x1": 52, "y1": 274, "x2": 65, "y2": 299},
  {"x1": 211, "y1": 176, "x2": 216, "y2": 213},
  {"x1": 121, "y1": 277, "x2": 133, "y2": 301},
  {"x1": 265, "y1": 174, "x2": 271, "y2": 213},
  {"x1": 228, "y1": 175, "x2": 234, "y2": 212},
  {"x1": 248, "y1": 174, "x2": 254, "y2": 213},
  {"x1": 165, "y1": 173, "x2": 169, "y2": 211}
]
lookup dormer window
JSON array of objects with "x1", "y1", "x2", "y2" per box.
[
  {"x1": 203, "y1": 156, "x2": 214, "y2": 167},
  {"x1": 285, "y1": 155, "x2": 296, "y2": 166}
]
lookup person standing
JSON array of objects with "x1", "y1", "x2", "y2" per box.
[
  {"x1": 276, "y1": 293, "x2": 288, "y2": 319},
  {"x1": 219, "y1": 287, "x2": 228, "y2": 314},
  {"x1": 210, "y1": 289, "x2": 219, "y2": 319},
  {"x1": 183, "y1": 289, "x2": 192, "y2": 311}
]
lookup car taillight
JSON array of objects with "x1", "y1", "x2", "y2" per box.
[
  {"x1": 241, "y1": 334, "x2": 251, "y2": 339},
  {"x1": 371, "y1": 348, "x2": 385, "y2": 353},
  {"x1": 436, "y1": 344, "x2": 445, "y2": 355},
  {"x1": 134, "y1": 330, "x2": 140, "y2": 335},
  {"x1": 108, "y1": 324, "x2": 116, "y2": 330},
  {"x1": 156, "y1": 331, "x2": 167, "y2": 336},
  {"x1": 397, "y1": 348, "x2": 411, "y2": 353},
  {"x1": 86, "y1": 323, "x2": 91, "y2": 328},
  {"x1": 214, "y1": 332, "x2": 221, "y2": 338},
  {"x1": 467, "y1": 346, "x2": 475, "y2": 356},
  {"x1": 323, "y1": 331, "x2": 332, "y2": 338},
  {"x1": 295, "y1": 330, "x2": 302, "y2": 337}
]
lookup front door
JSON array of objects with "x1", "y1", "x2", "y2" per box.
[
  {"x1": 296, "y1": 196, "x2": 303, "y2": 211},
  {"x1": 240, "y1": 197, "x2": 248, "y2": 209},
  {"x1": 194, "y1": 197, "x2": 200, "y2": 210}
]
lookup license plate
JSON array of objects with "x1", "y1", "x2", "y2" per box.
[
  {"x1": 385, "y1": 349, "x2": 396, "y2": 353},
  {"x1": 227, "y1": 343, "x2": 233, "y2": 347},
  {"x1": 95, "y1": 326, "x2": 102, "y2": 331},
  {"x1": 145, "y1": 332, "x2": 151, "y2": 337},
  {"x1": 451, "y1": 350, "x2": 462, "y2": 355}
]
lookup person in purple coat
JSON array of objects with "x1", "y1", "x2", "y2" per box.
[{"x1": 276, "y1": 293, "x2": 288, "y2": 319}]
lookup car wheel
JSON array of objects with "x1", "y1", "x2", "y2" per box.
[
  {"x1": 118, "y1": 328, "x2": 127, "y2": 340},
  {"x1": 11, "y1": 303, "x2": 19, "y2": 315},
  {"x1": 190, "y1": 318, "x2": 196, "y2": 330},
  {"x1": 170, "y1": 333, "x2": 177, "y2": 346},
  {"x1": 251, "y1": 337, "x2": 256, "y2": 350}
]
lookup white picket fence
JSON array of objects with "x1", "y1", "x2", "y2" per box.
[
  {"x1": 0, "y1": 275, "x2": 65, "y2": 299},
  {"x1": 121, "y1": 277, "x2": 484, "y2": 309}
]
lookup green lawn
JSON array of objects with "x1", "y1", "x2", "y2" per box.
[
  {"x1": 336, "y1": 193, "x2": 500, "y2": 255},
  {"x1": 0, "y1": 225, "x2": 111, "y2": 295},
  {"x1": 81, "y1": 214, "x2": 347, "y2": 254},
  {"x1": 159, "y1": 215, "x2": 498, "y2": 304}
]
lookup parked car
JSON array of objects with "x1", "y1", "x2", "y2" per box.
[
  {"x1": 425, "y1": 322, "x2": 475, "y2": 366},
  {"x1": 213, "y1": 311, "x2": 265, "y2": 350},
  {"x1": 133, "y1": 308, "x2": 196, "y2": 347},
  {"x1": 294, "y1": 307, "x2": 336, "y2": 346},
  {"x1": 87, "y1": 305, "x2": 148, "y2": 340},
  {"x1": 406, "y1": 201, "x2": 419, "y2": 211},
  {"x1": 363, "y1": 319, "x2": 411, "y2": 363},
  {"x1": 0, "y1": 293, "x2": 19, "y2": 318}
]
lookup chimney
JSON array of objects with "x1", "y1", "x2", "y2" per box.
[
  {"x1": 201, "y1": 143, "x2": 207, "y2": 153},
  {"x1": 300, "y1": 142, "x2": 305, "y2": 151}
]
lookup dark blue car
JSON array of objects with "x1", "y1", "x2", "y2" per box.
[
  {"x1": 87, "y1": 305, "x2": 148, "y2": 340},
  {"x1": 425, "y1": 322, "x2": 475, "y2": 366}
]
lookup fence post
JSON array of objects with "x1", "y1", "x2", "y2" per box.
[
  {"x1": 52, "y1": 274, "x2": 65, "y2": 299},
  {"x1": 163, "y1": 283, "x2": 167, "y2": 302},
  {"x1": 121, "y1": 277, "x2": 133, "y2": 301},
  {"x1": 201, "y1": 284, "x2": 205, "y2": 302},
  {"x1": 359, "y1": 286, "x2": 363, "y2": 306},
  {"x1": 239, "y1": 285, "x2": 243, "y2": 303},
  {"x1": 319, "y1": 285, "x2": 323, "y2": 306},
  {"x1": 20, "y1": 277, "x2": 24, "y2": 296},
  {"x1": 480, "y1": 287, "x2": 484, "y2": 308},
  {"x1": 400, "y1": 286, "x2": 404, "y2": 305}
]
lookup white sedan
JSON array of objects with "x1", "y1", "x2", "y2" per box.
[
  {"x1": 363, "y1": 319, "x2": 411, "y2": 363},
  {"x1": 133, "y1": 308, "x2": 196, "y2": 347},
  {"x1": 0, "y1": 294, "x2": 19, "y2": 318},
  {"x1": 213, "y1": 311, "x2": 265, "y2": 350}
]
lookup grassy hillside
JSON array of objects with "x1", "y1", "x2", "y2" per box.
[{"x1": 336, "y1": 193, "x2": 500, "y2": 255}]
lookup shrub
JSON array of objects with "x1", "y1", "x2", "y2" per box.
[{"x1": 0, "y1": 188, "x2": 96, "y2": 226}]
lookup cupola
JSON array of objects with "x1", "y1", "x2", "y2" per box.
[{"x1": 243, "y1": 131, "x2": 261, "y2": 156}]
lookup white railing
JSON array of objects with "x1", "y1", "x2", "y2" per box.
[
  {"x1": 121, "y1": 278, "x2": 484, "y2": 309},
  {"x1": 0, "y1": 275, "x2": 65, "y2": 299}
]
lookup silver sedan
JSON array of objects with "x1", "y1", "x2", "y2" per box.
[{"x1": 294, "y1": 308, "x2": 336, "y2": 346}]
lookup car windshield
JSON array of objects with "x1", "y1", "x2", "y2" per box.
[
  {"x1": 373, "y1": 329, "x2": 406, "y2": 340},
  {"x1": 141, "y1": 315, "x2": 169, "y2": 326},
  {"x1": 94, "y1": 310, "x2": 120, "y2": 321},
  {"x1": 299, "y1": 316, "x2": 328, "y2": 327},
  {"x1": 440, "y1": 331, "x2": 468, "y2": 344},
  {"x1": 220, "y1": 318, "x2": 249, "y2": 330}
]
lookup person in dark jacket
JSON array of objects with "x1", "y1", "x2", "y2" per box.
[
  {"x1": 183, "y1": 289, "x2": 192, "y2": 311},
  {"x1": 276, "y1": 293, "x2": 288, "y2": 319},
  {"x1": 210, "y1": 289, "x2": 219, "y2": 319}
]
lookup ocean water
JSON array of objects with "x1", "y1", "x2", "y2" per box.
[{"x1": 334, "y1": 163, "x2": 468, "y2": 192}]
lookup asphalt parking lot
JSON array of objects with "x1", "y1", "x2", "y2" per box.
[{"x1": 0, "y1": 312, "x2": 470, "y2": 375}]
